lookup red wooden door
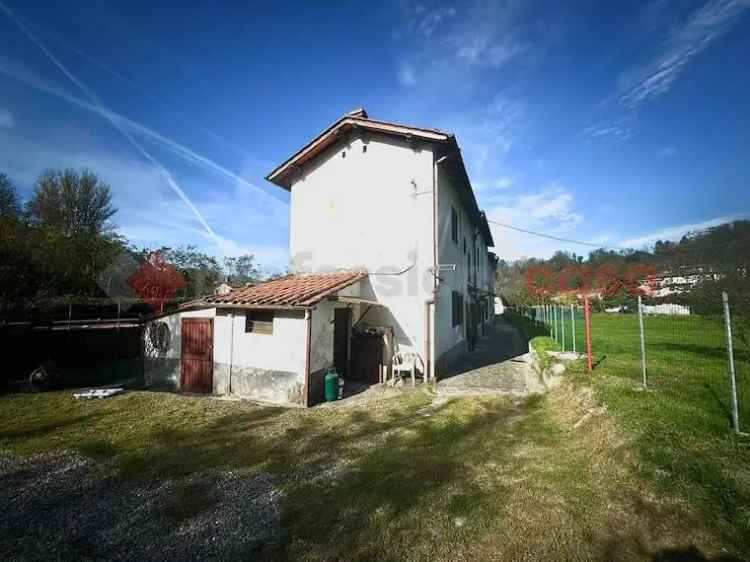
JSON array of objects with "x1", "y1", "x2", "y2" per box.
[{"x1": 181, "y1": 318, "x2": 213, "y2": 393}]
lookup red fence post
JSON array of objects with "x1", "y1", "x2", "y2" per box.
[{"x1": 584, "y1": 295, "x2": 593, "y2": 372}]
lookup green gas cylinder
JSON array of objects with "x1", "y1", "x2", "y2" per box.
[{"x1": 324, "y1": 368, "x2": 339, "y2": 402}]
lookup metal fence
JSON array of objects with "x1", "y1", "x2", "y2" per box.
[{"x1": 521, "y1": 292, "x2": 748, "y2": 434}]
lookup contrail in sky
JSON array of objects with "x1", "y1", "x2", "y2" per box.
[
  {"x1": 0, "y1": 57, "x2": 271, "y2": 199},
  {"x1": 0, "y1": 1, "x2": 265, "y2": 249},
  {"x1": 14, "y1": 11, "x2": 248, "y2": 158}
]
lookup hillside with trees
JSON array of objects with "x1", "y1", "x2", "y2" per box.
[{"x1": 496, "y1": 220, "x2": 750, "y2": 314}]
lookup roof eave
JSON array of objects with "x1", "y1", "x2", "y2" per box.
[
  {"x1": 201, "y1": 303, "x2": 310, "y2": 311},
  {"x1": 265, "y1": 116, "x2": 450, "y2": 190}
]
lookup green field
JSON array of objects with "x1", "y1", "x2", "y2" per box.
[
  {"x1": 589, "y1": 312, "x2": 747, "y2": 429},
  {"x1": 528, "y1": 308, "x2": 750, "y2": 427},
  {"x1": 512, "y1": 309, "x2": 750, "y2": 554}
]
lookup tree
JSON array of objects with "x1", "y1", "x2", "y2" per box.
[
  {"x1": 0, "y1": 173, "x2": 21, "y2": 220},
  {"x1": 0, "y1": 169, "x2": 126, "y2": 301},
  {"x1": 128, "y1": 251, "x2": 186, "y2": 311},
  {"x1": 26, "y1": 169, "x2": 116, "y2": 237},
  {"x1": 160, "y1": 245, "x2": 223, "y2": 297},
  {"x1": 223, "y1": 254, "x2": 260, "y2": 286},
  {"x1": 525, "y1": 265, "x2": 554, "y2": 298}
]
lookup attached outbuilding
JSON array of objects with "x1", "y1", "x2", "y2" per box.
[{"x1": 143, "y1": 271, "x2": 392, "y2": 406}]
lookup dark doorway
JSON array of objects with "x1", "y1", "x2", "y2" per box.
[
  {"x1": 181, "y1": 318, "x2": 213, "y2": 393},
  {"x1": 350, "y1": 335, "x2": 383, "y2": 384},
  {"x1": 333, "y1": 308, "x2": 351, "y2": 378}
]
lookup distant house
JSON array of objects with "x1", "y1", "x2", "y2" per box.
[
  {"x1": 642, "y1": 266, "x2": 725, "y2": 297},
  {"x1": 144, "y1": 108, "x2": 497, "y2": 406},
  {"x1": 637, "y1": 264, "x2": 750, "y2": 298}
]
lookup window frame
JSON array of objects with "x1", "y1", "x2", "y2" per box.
[{"x1": 245, "y1": 310, "x2": 274, "y2": 335}]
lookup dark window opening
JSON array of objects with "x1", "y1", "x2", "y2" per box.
[
  {"x1": 246, "y1": 310, "x2": 274, "y2": 334},
  {"x1": 452, "y1": 291, "x2": 463, "y2": 327},
  {"x1": 451, "y1": 206, "x2": 458, "y2": 244}
]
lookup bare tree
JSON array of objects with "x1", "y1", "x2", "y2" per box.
[{"x1": 27, "y1": 169, "x2": 116, "y2": 236}]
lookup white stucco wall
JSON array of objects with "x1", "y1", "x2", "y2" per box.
[
  {"x1": 145, "y1": 306, "x2": 308, "y2": 404},
  {"x1": 434, "y1": 165, "x2": 492, "y2": 365},
  {"x1": 309, "y1": 282, "x2": 364, "y2": 373},
  {"x1": 149, "y1": 308, "x2": 217, "y2": 362},
  {"x1": 435, "y1": 167, "x2": 468, "y2": 359},
  {"x1": 213, "y1": 309, "x2": 306, "y2": 374},
  {"x1": 143, "y1": 308, "x2": 217, "y2": 388},
  {"x1": 289, "y1": 133, "x2": 435, "y2": 355},
  {"x1": 146, "y1": 308, "x2": 307, "y2": 371}
]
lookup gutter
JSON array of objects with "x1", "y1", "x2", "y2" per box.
[
  {"x1": 228, "y1": 310, "x2": 234, "y2": 395},
  {"x1": 426, "y1": 154, "x2": 449, "y2": 381}
]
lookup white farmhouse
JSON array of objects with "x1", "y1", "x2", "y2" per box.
[{"x1": 144, "y1": 108, "x2": 498, "y2": 406}]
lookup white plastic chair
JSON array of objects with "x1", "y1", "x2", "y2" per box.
[{"x1": 392, "y1": 351, "x2": 425, "y2": 386}]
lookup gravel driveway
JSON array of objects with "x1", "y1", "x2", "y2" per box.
[{"x1": 0, "y1": 451, "x2": 281, "y2": 560}]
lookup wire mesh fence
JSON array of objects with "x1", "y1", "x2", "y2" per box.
[
  {"x1": 528, "y1": 303, "x2": 587, "y2": 355},
  {"x1": 519, "y1": 293, "x2": 748, "y2": 434}
]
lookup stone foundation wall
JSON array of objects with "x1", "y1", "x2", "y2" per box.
[
  {"x1": 145, "y1": 359, "x2": 304, "y2": 406},
  {"x1": 213, "y1": 363, "x2": 305, "y2": 406}
]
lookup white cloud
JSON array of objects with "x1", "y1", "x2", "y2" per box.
[
  {"x1": 0, "y1": 108, "x2": 13, "y2": 128},
  {"x1": 485, "y1": 183, "x2": 584, "y2": 259},
  {"x1": 397, "y1": 61, "x2": 416, "y2": 86},
  {"x1": 619, "y1": 213, "x2": 749, "y2": 249},
  {"x1": 581, "y1": 122, "x2": 634, "y2": 141},
  {"x1": 495, "y1": 176, "x2": 512, "y2": 190},
  {"x1": 619, "y1": 0, "x2": 749, "y2": 109},
  {"x1": 585, "y1": 0, "x2": 748, "y2": 141},
  {"x1": 416, "y1": 6, "x2": 455, "y2": 36},
  {"x1": 398, "y1": 0, "x2": 526, "y2": 73},
  {"x1": 455, "y1": 36, "x2": 525, "y2": 68},
  {"x1": 479, "y1": 95, "x2": 524, "y2": 152}
]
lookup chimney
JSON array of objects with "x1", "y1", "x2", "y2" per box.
[{"x1": 347, "y1": 107, "x2": 368, "y2": 119}]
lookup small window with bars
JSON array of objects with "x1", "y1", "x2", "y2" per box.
[{"x1": 246, "y1": 310, "x2": 274, "y2": 334}]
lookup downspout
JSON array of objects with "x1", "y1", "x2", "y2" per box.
[
  {"x1": 228, "y1": 310, "x2": 234, "y2": 394},
  {"x1": 426, "y1": 154, "x2": 449, "y2": 381},
  {"x1": 303, "y1": 308, "x2": 312, "y2": 407}
]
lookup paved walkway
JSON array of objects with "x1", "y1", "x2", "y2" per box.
[{"x1": 437, "y1": 318, "x2": 549, "y2": 397}]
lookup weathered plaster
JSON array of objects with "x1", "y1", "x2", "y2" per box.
[{"x1": 214, "y1": 363, "x2": 304, "y2": 405}]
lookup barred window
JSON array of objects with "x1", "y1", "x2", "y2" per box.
[{"x1": 246, "y1": 310, "x2": 274, "y2": 334}]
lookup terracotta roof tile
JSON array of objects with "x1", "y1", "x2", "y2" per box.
[{"x1": 204, "y1": 271, "x2": 367, "y2": 308}]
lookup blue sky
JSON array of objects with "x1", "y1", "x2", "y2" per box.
[{"x1": 1, "y1": 0, "x2": 749, "y2": 269}]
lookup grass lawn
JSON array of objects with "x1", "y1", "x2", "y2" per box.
[
  {"x1": 511, "y1": 310, "x2": 750, "y2": 558},
  {"x1": 1, "y1": 375, "x2": 744, "y2": 560}
]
